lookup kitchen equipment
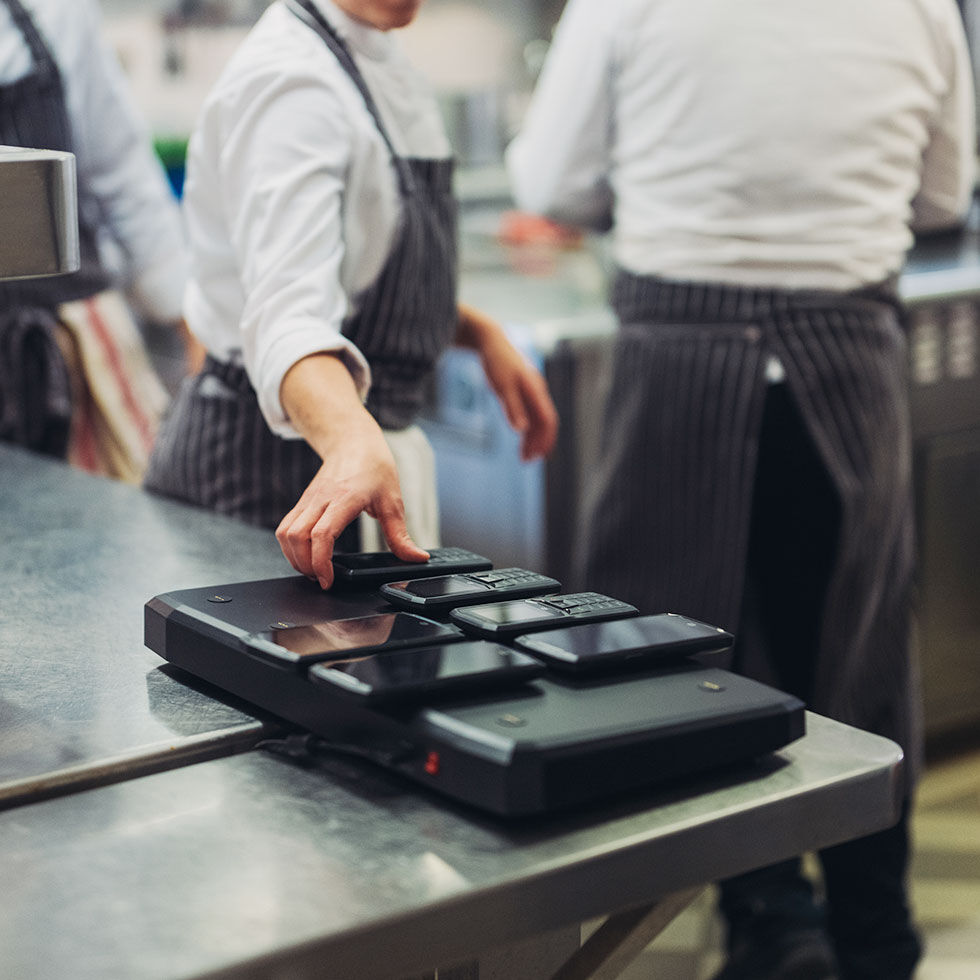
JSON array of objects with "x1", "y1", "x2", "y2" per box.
[{"x1": 0, "y1": 145, "x2": 78, "y2": 280}]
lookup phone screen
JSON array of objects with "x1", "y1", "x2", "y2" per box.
[
  {"x1": 563, "y1": 616, "x2": 724, "y2": 656},
  {"x1": 263, "y1": 613, "x2": 456, "y2": 659},
  {"x1": 467, "y1": 600, "x2": 563, "y2": 626},
  {"x1": 309, "y1": 641, "x2": 543, "y2": 702},
  {"x1": 517, "y1": 614, "x2": 733, "y2": 668}
]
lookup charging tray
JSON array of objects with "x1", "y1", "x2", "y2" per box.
[{"x1": 145, "y1": 575, "x2": 805, "y2": 817}]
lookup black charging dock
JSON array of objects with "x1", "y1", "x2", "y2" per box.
[{"x1": 145, "y1": 574, "x2": 805, "y2": 817}]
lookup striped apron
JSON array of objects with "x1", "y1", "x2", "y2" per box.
[
  {"x1": 145, "y1": 0, "x2": 458, "y2": 541},
  {"x1": 579, "y1": 270, "x2": 920, "y2": 777},
  {"x1": 0, "y1": 0, "x2": 108, "y2": 456}
]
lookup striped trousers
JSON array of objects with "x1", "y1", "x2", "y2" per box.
[{"x1": 578, "y1": 271, "x2": 920, "y2": 780}]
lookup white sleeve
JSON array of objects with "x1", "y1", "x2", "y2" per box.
[
  {"x1": 61, "y1": 0, "x2": 188, "y2": 322},
  {"x1": 911, "y1": 4, "x2": 977, "y2": 232},
  {"x1": 505, "y1": 0, "x2": 616, "y2": 230},
  {"x1": 208, "y1": 63, "x2": 371, "y2": 437}
]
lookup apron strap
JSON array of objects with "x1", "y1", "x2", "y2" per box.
[
  {"x1": 285, "y1": 0, "x2": 415, "y2": 196},
  {"x1": 1, "y1": 0, "x2": 58, "y2": 81}
]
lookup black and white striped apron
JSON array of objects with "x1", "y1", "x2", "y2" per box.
[
  {"x1": 145, "y1": 0, "x2": 457, "y2": 534},
  {"x1": 0, "y1": 0, "x2": 109, "y2": 456},
  {"x1": 579, "y1": 270, "x2": 919, "y2": 776}
]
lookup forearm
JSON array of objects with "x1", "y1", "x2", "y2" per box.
[
  {"x1": 454, "y1": 303, "x2": 559, "y2": 461},
  {"x1": 276, "y1": 351, "x2": 428, "y2": 585},
  {"x1": 279, "y1": 351, "x2": 381, "y2": 460},
  {"x1": 455, "y1": 301, "x2": 507, "y2": 355}
]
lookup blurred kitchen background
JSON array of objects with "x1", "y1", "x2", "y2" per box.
[{"x1": 98, "y1": 0, "x2": 980, "y2": 755}]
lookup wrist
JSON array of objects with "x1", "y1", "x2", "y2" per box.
[
  {"x1": 455, "y1": 302, "x2": 503, "y2": 352},
  {"x1": 280, "y1": 352, "x2": 380, "y2": 459}
]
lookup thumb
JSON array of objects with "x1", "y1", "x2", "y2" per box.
[{"x1": 377, "y1": 511, "x2": 430, "y2": 563}]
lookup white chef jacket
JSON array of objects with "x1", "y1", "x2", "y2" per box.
[
  {"x1": 507, "y1": 0, "x2": 976, "y2": 292},
  {"x1": 182, "y1": 0, "x2": 452, "y2": 438},
  {"x1": 0, "y1": 0, "x2": 187, "y2": 322}
]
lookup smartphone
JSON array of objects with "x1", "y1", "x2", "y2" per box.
[
  {"x1": 514, "y1": 613, "x2": 734, "y2": 673},
  {"x1": 241, "y1": 612, "x2": 463, "y2": 671},
  {"x1": 331, "y1": 547, "x2": 492, "y2": 588},
  {"x1": 449, "y1": 592, "x2": 639, "y2": 640},
  {"x1": 307, "y1": 640, "x2": 545, "y2": 705},
  {"x1": 380, "y1": 568, "x2": 561, "y2": 613}
]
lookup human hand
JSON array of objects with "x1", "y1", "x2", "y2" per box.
[
  {"x1": 275, "y1": 439, "x2": 429, "y2": 589},
  {"x1": 455, "y1": 303, "x2": 559, "y2": 461},
  {"x1": 275, "y1": 353, "x2": 429, "y2": 588}
]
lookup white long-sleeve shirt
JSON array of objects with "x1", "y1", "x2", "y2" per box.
[
  {"x1": 0, "y1": 0, "x2": 187, "y2": 322},
  {"x1": 182, "y1": 0, "x2": 451, "y2": 438},
  {"x1": 507, "y1": 0, "x2": 976, "y2": 292}
]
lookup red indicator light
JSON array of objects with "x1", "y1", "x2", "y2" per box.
[{"x1": 424, "y1": 751, "x2": 440, "y2": 775}]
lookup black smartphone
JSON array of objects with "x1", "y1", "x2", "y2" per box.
[
  {"x1": 241, "y1": 612, "x2": 463, "y2": 671},
  {"x1": 449, "y1": 592, "x2": 639, "y2": 640},
  {"x1": 331, "y1": 547, "x2": 492, "y2": 588},
  {"x1": 307, "y1": 640, "x2": 545, "y2": 705},
  {"x1": 380, "y1": 568, "x2": 561, "y2": 612},
  {"x1": 514, "y1": 613, "x2": 734, "y2": 673}
]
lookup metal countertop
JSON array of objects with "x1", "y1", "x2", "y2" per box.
[
  {"x1": 0, "y1": 711, "x2": 901, "y2": 980},
  {"x1": 0, "y1": 444, "x2": 904, "y2": 980},
  {"x1": 0, "y1": 445, "x2": 293, "y2": 806}
]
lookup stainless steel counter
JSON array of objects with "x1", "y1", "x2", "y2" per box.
[
  {"x1": 0, "y1": 445, "x2": 292, "y2": 807},
  {"x1": 0, "y1": 447, "x2": 906, "y2": 979},
  {"x1": 0, "y1": 712, "x2": 900, "y2": 980}
]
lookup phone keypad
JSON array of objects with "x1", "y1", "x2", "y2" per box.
[
  {"x1": 537, "y1": 593, "x2": 637, "y2": 617},
  {"x1": 467, "y1": 568, "x2": 553, "y2": 589},
  {"x1": 428, "y1": 548, "x2": 485, "y2": 565}
]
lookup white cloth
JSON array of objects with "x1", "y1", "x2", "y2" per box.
[
  {"x1": 0, "y1": 0, "x2": 188, "y2": 323},
  {"x1": 181, "y1": 0, "x2": 452, "y2": 438},
  {"x1": 506, "y1": 0, "x2": 976, "y2": 292}
]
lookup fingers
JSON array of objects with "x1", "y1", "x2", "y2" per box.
[
  {"x1": 479, "y1": 338, "x2": 559, "y2": 462},
  {"x1": 275, "y1": 502, "x2": 311, "y2": 576},
  {"x1": 498, "y1": 386, "x2": 530, "y2": 442},
  {"x1": 311, "y1": 493, "x2": 371, "y2": 589},
  {"x1": 375, "y1": 507, "x2": 430, "y2": 564},
  {"x1": 276, "y1": 470, "x2": 428, "y2": 589},
  {"x1": 494, "y1": 369, "x2": 559, "y2": 461},
  {"x1": 276, "y1": 489, "x2": 362, "y2": 589},
  {"x1": 519, "y1": 373, "x2": 559, "y2": 460}
]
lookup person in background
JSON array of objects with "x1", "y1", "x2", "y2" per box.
[
  {"x1": 145, "y1": 0, "x2": 558, "y2": 588},
  {"x1": 0, "y1": 0, "x2": 195, "y2": 483},
  {"x1": 507, "y1": 1, "x2": 975, "y2": 978}
]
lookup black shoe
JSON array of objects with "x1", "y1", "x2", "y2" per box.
[{"x1": 711, "y1": 927, "x2": 839, "y2": 980}]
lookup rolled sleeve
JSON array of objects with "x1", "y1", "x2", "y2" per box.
[
  {"x1": 256, "y1": 324, "x2": 371, "y2": 439},
  {"x1": 218, "y1": 59, "x2": 370, "y2": 436}
]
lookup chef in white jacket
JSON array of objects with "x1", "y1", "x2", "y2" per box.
[
  {"x1": 507, "y1": 1, "x2": 975, "y2": 978},
  {"x1": 146, "y1": 0, "x2": 558, "y2": 588}
]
